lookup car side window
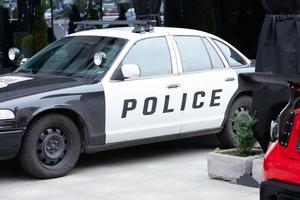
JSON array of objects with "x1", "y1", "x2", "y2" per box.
[
  {"x1": 213, "y1": 40, "x2": 247, "y2": 67},
  {"x1": 122, "y1": 37, "x2": 172, "y2": 77},
  {"x1": 202, "y1": 38, "x2": 224, "y2": 69},
  {"x1": 174, "y1": 36, "x2": 212, "y2": 72}
]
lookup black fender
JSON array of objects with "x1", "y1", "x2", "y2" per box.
[{"x1": 11, "y1": 90, "x2": 107, "y2": 152}]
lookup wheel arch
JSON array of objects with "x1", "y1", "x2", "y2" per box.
[
  {"x1": 220, "y1": 73, "x2": 255, "y2": 129},
  {"x1": 24, "y1": 108, "x2": 90, "y2": 152},
  {"x1": 221, "y1": 90, "x2": 253, "y2": 129}
]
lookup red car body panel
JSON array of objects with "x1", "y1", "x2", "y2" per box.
[
  {"x1": 264, "y1": 109, "x2": 300, "y2": 185},
  {"x1": 240, "y1": 73, "x2": 300, "y2": 200}
]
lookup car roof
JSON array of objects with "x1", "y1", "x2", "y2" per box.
[
  {"x1": 69, "y1": 27, "x2": 218, "y2": 41},
  {"x1": 69, "y1": 26, "x2": 251, "y2": 63}
]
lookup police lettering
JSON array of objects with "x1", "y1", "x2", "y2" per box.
[
  {"x1": 121, "y1": 99, "x2": 137, "y2": 118},
  {"x1": 143, "y1": 97, "x2": 157, "y2": 115},
  {"x1": 121, "y1": 89, "x2": 222, "y2": 118},
  {"x1": 193, "y1": 91, "x2": 205, "y2": 109}
]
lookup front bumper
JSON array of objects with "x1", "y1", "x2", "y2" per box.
[
  {"x1": 261, "y1": 180, "x2": 300, "y2": 200},
  {"x1": 0, "y1": 129, "x2": 24, "y2": 160}
]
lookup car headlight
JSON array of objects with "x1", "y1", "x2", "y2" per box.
[{"x1": 0, "y1": 110, "x2": 15, "y2": 120}]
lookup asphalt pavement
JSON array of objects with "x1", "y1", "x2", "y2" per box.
[{"x1": 0, "y1": 134, "x2": 259, "y2": 200}]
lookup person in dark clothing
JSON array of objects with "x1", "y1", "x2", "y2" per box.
[
  {"x1": 0, "y1": 7, "x2": 7, "y2": 68},
  {"x1": 254, "y1": 0, "x2": 300, "y2": 151},
  {"x1": 47, "y1": 27, "x2": 56, "y2": 43},
  {"x1": 45, "y1": 15, "x2": 56, "y2": 43},
  {"x1": 107, "y1": 5, "x2": 128, "y2": 28},
  {"x1": 68, "y1": 4, "x2": 81, "y2": 34},
  {"x1": 118, "y1": 6, "x2": 127, "y2": 21}
]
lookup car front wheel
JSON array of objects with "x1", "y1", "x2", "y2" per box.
[{"x1": 18, "y1": 113, "x2": 81, "y2": 179}]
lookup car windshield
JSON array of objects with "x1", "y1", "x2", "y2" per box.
[{"x1": 16, "y1": 36, "x2": 127, "y2": 78}]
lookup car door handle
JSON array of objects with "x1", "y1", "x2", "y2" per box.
[
  {"x1": 167, "y1": 84, "x2": 181, "y2": 89},
  {"x1": 225, "y1": 77, "x2": 235, "y2": 82}
]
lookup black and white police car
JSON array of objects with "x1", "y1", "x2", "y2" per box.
[{"x1": 4, "y1": 25, "x2": 254, "y2": 178}]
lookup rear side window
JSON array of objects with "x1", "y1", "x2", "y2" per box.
[
  {"x1": 123, "y1": 37, "x2": 172, "y2": 77},
  {"x1": 202, "y1": 38, "x2": 224, "y2": 69},
  {"x1": 174, "y1": 36, "x2": 212, "y2": 72},
  {"x1": 214, "y1": 40, "x2": 247, "y2": 67}
]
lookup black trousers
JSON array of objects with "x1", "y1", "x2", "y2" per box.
[{"x1": 253, "y1": 85, "x2": 289, "y2": 151}]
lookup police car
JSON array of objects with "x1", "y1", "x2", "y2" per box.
[{"x1": 4, "y1": 25, "x2": 254, "y2": 178}]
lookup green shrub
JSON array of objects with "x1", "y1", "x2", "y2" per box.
[
  {"x1": 88, "y1": 8, "x2": 99, "y2": 20},
  {"x1": 33, "y1": 4, "x2": 48, "y2": 52},
  {"x1": 21, "y1": 34, "x2": 34, "y2": 57},
  {"x1": 118, "y1": 2, "x2": 130, "y2": 11},
  {"x1": 233, "y1": 115, "x2": 257, "y2": 157},
  {"x1": 213, "y1": 147, "x2": 222, "y2": 153}
]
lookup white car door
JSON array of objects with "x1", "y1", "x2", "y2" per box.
[
  {"x1": 173, "y1": 36, "x2": 242, "y2": 133},
  {"x1": 103, "y1": 36, "x2": 183, "y2": 143}
]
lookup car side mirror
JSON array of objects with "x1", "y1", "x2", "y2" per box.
[
  {"x1": 8, "y1": 47, "x2": 22, "y2": 61},
  {"x1": 94, "y1": 52, "x2": 107, "y2": 66},
  {"x1": 8, "y1": 47, "x2": 25, "y2": 67},
  {"x1": 121, "y1": 64, "x2": 141, "y2": 79}
]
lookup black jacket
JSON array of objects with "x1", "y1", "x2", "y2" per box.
[
  {"x1": 261, "y1": 0, "x2": 300, "y2": 14},
  {"x1": 257, "y1": 0, "x2": 300, "y2": 74}
]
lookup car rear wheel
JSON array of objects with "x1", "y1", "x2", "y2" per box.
[
  {"x1": 218, "y1": 95, "x2": 253, "y2": 148},
  {"x1": 18, "y1": 114, "x2": 81, "y2": 179}
]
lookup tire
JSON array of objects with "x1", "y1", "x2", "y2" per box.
[
  {"x1": 18, "y1": 114, "x2": 81, "y2": 179},
  {"x1": 218, "y1": 95, "x2": 253, "y2": 148}
]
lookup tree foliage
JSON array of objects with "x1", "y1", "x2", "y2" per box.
[
  {"x1": 21, "y1": 34, "x2": 34, "y2": 57},
  {"x1": 88, "y1": 8, "x2": 99, "y2": 20},
  {"x1": 33, "y1": 3, "x2": 48, "y2": 52}
]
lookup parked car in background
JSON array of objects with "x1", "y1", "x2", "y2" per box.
[
  {"x1": 5, "y1": 26, "x2": 254, "y2": 178},
  {"x1": 103, "y1": 2, "x2": 118, "y2": 16},
  {"x1": 125, "y1": 7, "x2": 164, "y2": 25},
  {"x1": 44, "y1": 8, "x2": 63, "y2": 21}
]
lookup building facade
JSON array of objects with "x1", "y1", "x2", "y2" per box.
[{"x1": 165, "y1": 0, "x2": 265, "y2": 59}]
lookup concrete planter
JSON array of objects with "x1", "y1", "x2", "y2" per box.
[
  {"x1": 207, "y1": 149, "x2": 263, "y2": 181},
  {"x1": 252, "y1": 157, "x2": 264, "y2": 184}
]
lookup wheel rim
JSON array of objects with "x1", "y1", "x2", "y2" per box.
[
  {"x1": 231, "y1": 105, "x2": 252, "y2": 134},
  {"x1": 37, "y1": 128, "x2": 67, "y2": 166}
]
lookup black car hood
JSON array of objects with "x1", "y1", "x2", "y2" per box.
[{"x1": 0, "y1": 73, "x2": 96, "y2": 103}]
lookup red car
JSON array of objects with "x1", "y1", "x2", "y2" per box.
[{"x1": 244, "y1": 73, "x2": 300, "y2": 200}]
